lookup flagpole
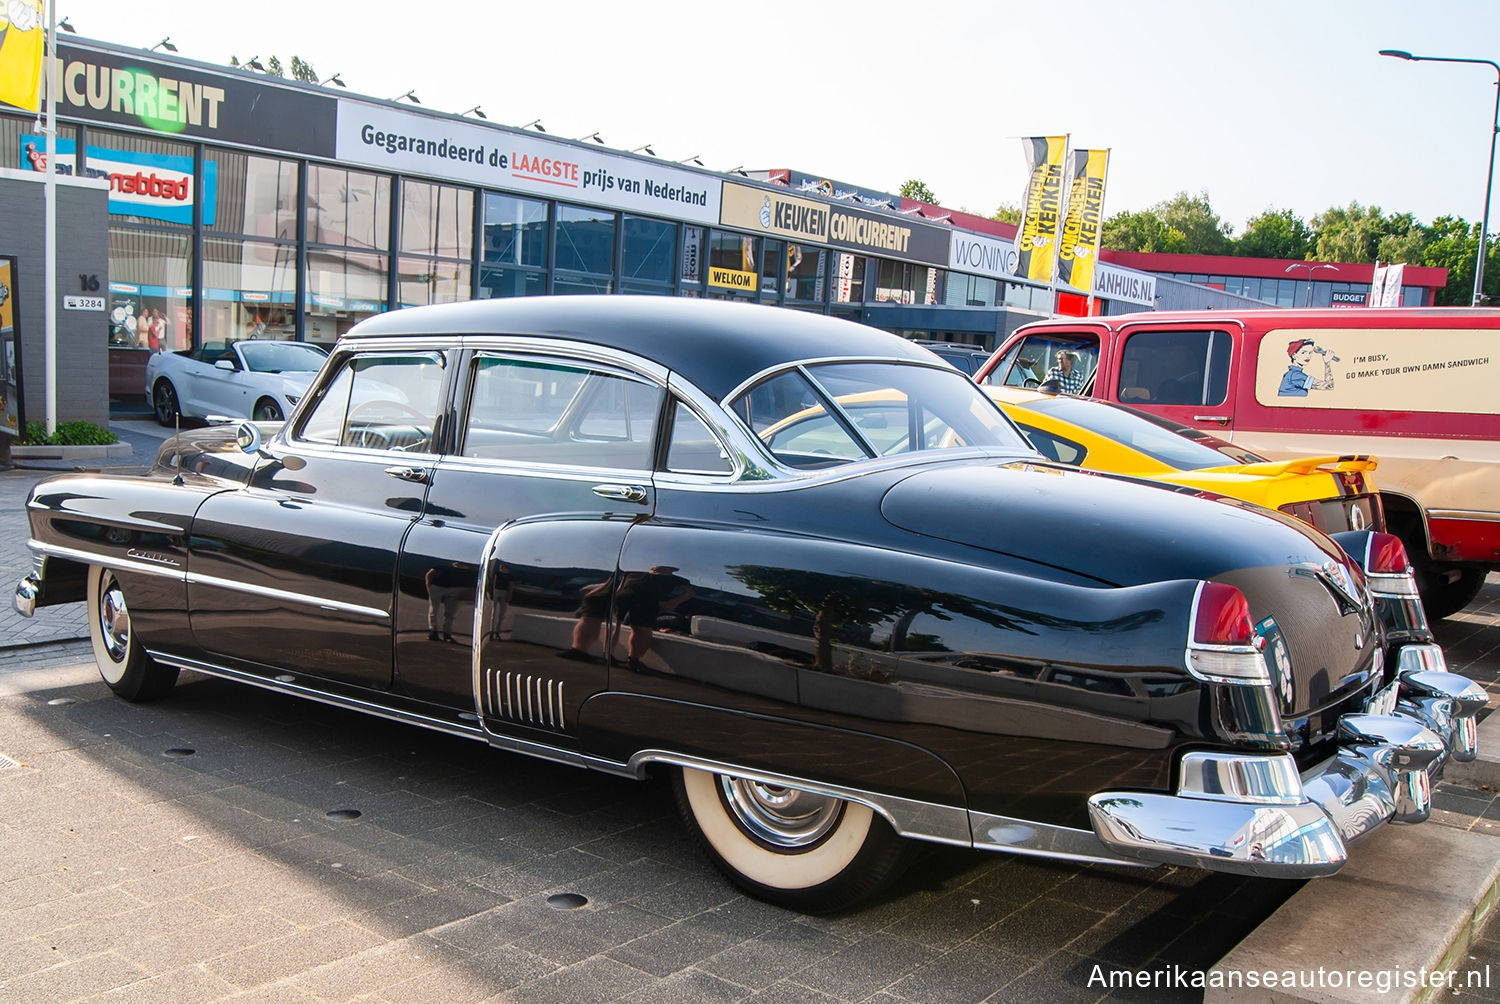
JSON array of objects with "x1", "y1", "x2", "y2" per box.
[{"x1": 43, "y1": 0, "x2": 58, "y2": 435}]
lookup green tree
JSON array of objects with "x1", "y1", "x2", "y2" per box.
[
  {"x1": 265, "y1": 55, "x2": 284, "y2": 78},
  {"x1": 991, "y1": 203, "x2": 1021, "y2": 225},
  {"x1": 1235, "y1": 208, "x2": 1314, "y2": 260},
  {"x1": 1154, "y1": 191, "x2": 1234, "y2": 255},
  {"x1": 1311, "y1": 202, "x2": 1392, "y2": 263},
  {"x1": 900, "y1": 179, "x2": 938, "y2": 204},
  {"x1": 289, "y1": 56, "x2": 318, "y2": 83},
  {"x1": 1376, "y1": 213, "x2": 1428, "y2": 270},
  {"x1": 1101, "y1": 208, "x2": 1187, "y2": 254},
  {"x1": 1100, "y1": 191, "x2": 1231, "y2": 255},
  {"x1": 1418, "y1": 215, "x2": 1500, "y2": 305}
]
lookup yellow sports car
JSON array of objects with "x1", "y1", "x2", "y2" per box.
[{"x1": 986, "y1": 386, "x2": 1383, "y2": 534}]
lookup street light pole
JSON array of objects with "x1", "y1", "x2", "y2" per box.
[
  {"x1": 1380, "y1": 49, "x2": 1500, "y2": 305},
  {"x1": 1285, "y1": 262, "x2": 1338, "y2": 306}
]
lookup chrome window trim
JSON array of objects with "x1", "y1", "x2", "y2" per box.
[{"x1": 284, "y1": 345, "x2": 451, "y2": 455}]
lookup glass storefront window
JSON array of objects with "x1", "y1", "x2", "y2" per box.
[
  {"x1": 483, "y1": 193, "x2": 548, "y2": 268},
  {"x1": 208, "y1": 152, "x2": 298, "y2": 239},
  {"x1": 786, "y1": 245, "x2": 826, "y2": 303},
  {"x1": 305, "y1": 249, "x2": 388, "y2": 344},
  {"x1": 709, "y1": 230, "x2": 758, "y2": 297},
  {"x1": 307, "y1": 165, "x2": 391, "y2": 251},
  {"x1": 554, "y1": 203, "x2": 615, "y2": 276},
  {"x1": 399, "y1": 257, "x2": 472, "y2": 307},
  {"x1": 3, "y1": 116, "x2": 79, "y2": 173},
  {"x1": 621, "y1": 215, "x2": 676, "y2": 290},
  {"x1": 759, "y1": 238, "x2": 784, "y2": 300},
  {"x1": 402, "y1": 180, "x2": 474, "y2": 258},
  {"x1": 107, "y1": 227, "x2": 191, "y2": 352},
  {"x1": 204, "y1": 237, "x2": 297, "y2": 344},
  {"x1": 874, "y1": 259, "x2": 919, "y2": 304},
  {"x1": 81, "y1": 129, "x2": 196, "y2": 229},
  {"x1": 480, "y1": 266, "x2": 545, "y2": 299},
  {"x1": 832, "y1": 253, "x2": 864, "y2": 304}
]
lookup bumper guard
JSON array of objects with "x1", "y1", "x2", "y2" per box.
[{"x1": 1088, "y1": 643, "x2": 1487, "y2": 877}]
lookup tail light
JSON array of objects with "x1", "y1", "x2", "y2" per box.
[
  {"x1": 1364, "y1": 531, "x2": 1421, "y2": 602},
  {"x1": 1366, "y1": 533, "x2": 1410, "y2": 574},
  {"x1": 1186, "y1": 582, "x2": 1269, "y2": 684},
  {"x1": 1194, "y1": 582, "x2": 1254, "y2": 645}
]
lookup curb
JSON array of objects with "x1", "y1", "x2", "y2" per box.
[
  {"x1": 11, "y1": 442, "x2": 132, "y2": 460},
  {"x1": 1208, "y1": 823, "x2": 1500, "y2": 1003},
  {"x1": 1445, "y1": 714, "x2": 1500, "y2": 791}
]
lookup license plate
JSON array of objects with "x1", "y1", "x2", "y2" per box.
[{"x1": 1366, "y1": 681, "x2": 1399, "y2": 717}]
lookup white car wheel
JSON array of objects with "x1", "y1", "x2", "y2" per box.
[
  {"x1": 87, "y1": 566, "x2": 178, "y2": 702},
  {"x1": 672, "y1": 765, "x2": 911, "y2": 913}
]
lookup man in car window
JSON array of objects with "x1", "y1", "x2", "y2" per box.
[{"x1": 1047, "y1": 350, "x2": 1086, "y2": 394}]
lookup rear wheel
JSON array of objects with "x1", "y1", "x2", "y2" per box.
[
  {"x1": 152, "y1": 380, "x2": 180, "y2": 427},
  {"x1": 252, "y1": 397, "x2": 284, "y2": 422},
  {"x1": 672, "y1": 765, "x2": 912, "y2": 913},
  {"x1": 87, "y1": 566, "x2": 178, "y2": 702}
]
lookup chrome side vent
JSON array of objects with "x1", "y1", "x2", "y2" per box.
[{"x1": 483, "y1": 669, "x2": 565, "y2": 729}]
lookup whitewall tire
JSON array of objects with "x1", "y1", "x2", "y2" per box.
[
  {"x1": 87, "y1": 566, "x2": 178, "y2": 702},
  {"x1": 672, "y1": 765, "x2": 912, "y2": 913}
]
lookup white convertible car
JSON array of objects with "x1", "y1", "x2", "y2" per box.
[{"x1": 145, "y1": 340, "x2": 329, "y2": 426}]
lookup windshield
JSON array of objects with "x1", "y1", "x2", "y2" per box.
[
  {"x1": 731, "y1": 361, "x2": 1032, "y2": 469},
  {"x1": 1026, "y1": 395, "x2": 1264, "y2": 470},
  {"x1": 238, "y1": 341, "x2": 329, "y2": 373}
]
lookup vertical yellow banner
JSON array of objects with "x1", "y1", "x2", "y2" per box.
[
  {"x1": 1015, "y1": 136, "x2": 1068, "y2": 284},
  {"x1": 0, "y1": 0, "x2": 44, "y2": 112},
  {"x1": 1056, "y1": 149, "x2": 1109, "y2": 293}
]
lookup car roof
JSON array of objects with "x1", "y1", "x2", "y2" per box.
[{"x1": 344, "y1": 296, "x2": 940, "y2": 402}]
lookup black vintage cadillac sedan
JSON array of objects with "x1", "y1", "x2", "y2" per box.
[{"x1": 14, "y1": 296, "x2": 1486, "y2": 912}]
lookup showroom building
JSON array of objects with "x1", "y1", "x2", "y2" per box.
[{"x1": 1, "y1": 37, "x2": 1179, "y2": 418}]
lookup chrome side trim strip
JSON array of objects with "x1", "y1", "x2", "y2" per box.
[
  {"x1": 1426, "y1": 509, "x2": 1500, "y2": 523},
  {"x1": 27, "y1": 541, "x2": 388, "y2": 620},
  {"x1": 629, "y1": 749, "x2": 974, "y2": 846},
  {"x1": 29, "y1": 541, "x2": 185, "y2": 582},
  {"x1": 969, "y1": 811, "x2": 1145, "y2": 867},
  {"x1": 184, "y1": 572, "x2": 389, "y2": 620},
  {"x1": 148, "y1": 652, "x2": 485, "y2": 743}
]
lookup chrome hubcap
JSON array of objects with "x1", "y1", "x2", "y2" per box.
[
  {"x1": 718, "y1": 776, "x2": 842, "y2": 849},
  {"x1": 100, "y1": 579, "x2": 130, "y2": 662}
]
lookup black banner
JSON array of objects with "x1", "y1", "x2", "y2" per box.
[
  {"x1": 827, "y1": 204, "x2": 950, "y2": 266},
  {"x1": 50, "y1": 43, "x2": 337, "y2": 158}
]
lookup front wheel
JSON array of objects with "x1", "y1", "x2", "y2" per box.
[
  {"x1": 672, "y1": 766, "x2": 912, "y2": 913},
  {"x1": 252, "y1": 397, "x2": 284, "y2": 422},
  {"x1": 87, "y1": 566, "x2": 178, "y2": 702}
]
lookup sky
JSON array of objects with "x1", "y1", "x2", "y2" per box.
[{"x1": 54, "y1": 0, "x2": 1500, "y2": 236}]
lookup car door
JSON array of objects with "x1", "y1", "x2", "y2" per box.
[
  {"x1": 188, "y1": 343, "x2": 252, "y2": 418},
  {"x1": 1112, "y1": 324, "x2": 1243, "y2": 435},
  {"x1": 186, "y1": 347, "x2": 453, "y2": 689},
  {"x1": 393, "y1": 347, "x2": 666, "y2": 737}
]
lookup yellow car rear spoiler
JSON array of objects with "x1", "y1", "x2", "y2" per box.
[{"x1": 1214, "y1": 455, "x2": 1379, "y2": 477}]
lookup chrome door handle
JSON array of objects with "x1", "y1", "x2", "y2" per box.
[
  {"x1": 592, "y1": 484, "x2": 648, "y2": 504},
  {"x1": 1192, "y1": 415, "x2": 1231, "y2": 425},
  {"x1": 384, "y1": 466, "x2": 430, "y2": 484}
]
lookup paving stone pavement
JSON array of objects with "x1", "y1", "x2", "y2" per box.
[{"x1": 0, "y1": 658, "x2": 1303, "y2": 1004}]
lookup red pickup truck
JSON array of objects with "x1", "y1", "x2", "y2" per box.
[{"x1": 977, "y1": 307, "x2": 1500, "y2": 617}]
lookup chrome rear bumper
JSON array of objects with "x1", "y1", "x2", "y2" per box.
[{"x1": 1088, "y1": 644, "x2": 1487, "y2": 878}]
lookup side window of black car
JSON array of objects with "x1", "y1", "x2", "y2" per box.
[
  {"x1": 299, "y1": 353, "x2": 444, "y2": 452},
  {"x1": 664, "y1": 400, "x2": 733, "y2": 475},
  {"x1": 462, "y1": 355, "x2": 665, "y2": 471}
]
